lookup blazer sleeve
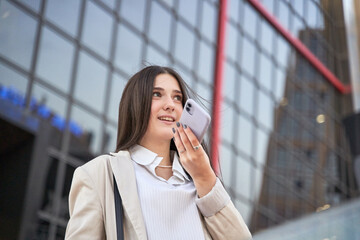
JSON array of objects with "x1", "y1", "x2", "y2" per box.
[
  {"x1": 196, "y1": 179, "x2": 252, "y2": 240},
  {"x1": 65, "y1": 167, "x2": 106, "y2": 240}
]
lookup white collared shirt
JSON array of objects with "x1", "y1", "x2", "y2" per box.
[{"x1": 129, "y1": 144, "x2": 205, "y2": 240}]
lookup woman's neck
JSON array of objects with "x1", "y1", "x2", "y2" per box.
[{"x1": 139, "y1": 139, "x2": 172, "y2": 165}]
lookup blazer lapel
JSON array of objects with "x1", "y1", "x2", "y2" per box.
[{"x1": 109, "y1": 151, "x2": 147, "y2": 240}]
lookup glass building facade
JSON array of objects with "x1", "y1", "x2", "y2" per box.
[{"x1": 0, "y1": 0, "x2": 359, "y2": 239}]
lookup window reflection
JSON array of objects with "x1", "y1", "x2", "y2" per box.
[
  {"x1": 258, "y1": 91, "x2": 274, "y2": 131},
  {"x1": 74, "y1": 51, "x2": 107, "y2": 113},
  {"x1": 108, "y1": 73, "x2": 126, "y2": 123},
  {"x1": 221, "y1": 101, "x2": 235, "y2": 144},
  {"x1": 226, "y1": 23, "x2": 238, "y2": 62},
  {"x1": 259, "y1": 54, "x2": 273, "y2": 91},
  {"x1": 120, "y1": 0, "x2": 146, "y2": 32},
  {"x1": 178, "y1": 0, "x2": 197, "y2": 27},
  {"x1": 239, "y1": 75, "x2": 255, "y2": 116},
  {"x1": 145, "y1": 44, "x2": 169, "y2": 66},
  {"x1": 223, "y1": 63, "x2": 236, "y2": 102},
  {"x1": 201, "y1": 1, "x2": 217, "y2": 43},
  {"x1": 198, "y1": 41, "x2": 215, "y2": 84},
  {"x1": 238, "y1": 115, "x2": 253, "y2": 156},
  {"x1": 241, "y1": 37, "x2": 256, "y2": 77},
  {"x1": 82, "y1": 1, "x2": 112, "y2": 59},
  {"x1": 235, "y1": 156, "x2": 251, "y2": 199},
  {"x1": 104, "y1": 125, "x2": 117, "y2": 153},
  {"x1": 175, "y1": 22, "x2": 195, "y2": 69},
  {"x1": 32, "y1": 83, "x2": 67, "y2": 118},
  {"x1": 149, "y1": 1, "x2": 172, "y2": 51},
  {"x1": 0, "y1": 64, "x2": 28, "y2": 94},
  {"x1": 0, "y1": 1, "x2": 37, "y2": 70},
  {"x1": 17, "y1": 0, "x2": 41, "y2": 12},
  {"x1": 71, "y1": 104, "x2": 102, "y2": 155},
  {"x1": 115, "y1": 24, "x2": 142, "y2": 74},
  {"x1": 243, "y1": 3, "x2": 257, "y2": 40},
  {"x1": 260, "y1": 20, "x2": 274, "y2": 55},
  {"x1": 45, "y1": 0, "x2": 80, "y2": 37},
  {"x1": 36, "y1": 27, "x2": 75, "y2": 94}
]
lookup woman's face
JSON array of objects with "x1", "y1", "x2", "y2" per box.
[{"x1": 141, "y1": 73, "x2": 184, "y2": 144}]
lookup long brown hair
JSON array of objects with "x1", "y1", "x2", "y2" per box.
[{"x1": 115, "y1": 66, "x2": 189, "y2": 152}]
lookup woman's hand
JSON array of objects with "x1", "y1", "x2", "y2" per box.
[{"x1": 173, "y1": 122, "x2": 217, "y2": 197}]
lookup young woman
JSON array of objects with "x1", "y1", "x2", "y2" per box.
[{"x1": 65, "y1": 66, "x2": 252, "y2": 240}]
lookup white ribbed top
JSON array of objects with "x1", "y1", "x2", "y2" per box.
[
  {"x1": 130, "y1": 145, "x2": 205, "y2": 240},
  {"x1": 129, "y1": 145, "x2": 231, "y2": 239}
]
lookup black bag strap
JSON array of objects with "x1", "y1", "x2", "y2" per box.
[{"x1": 113, "y1": 175, "x2": 124, "y2": 240}]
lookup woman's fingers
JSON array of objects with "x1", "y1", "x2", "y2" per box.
[
  {"x1": 172, "y1": 127, "x2": 186, "y2": 155},
  {"x1": 182, "y1": 124, "x2": 202, "y2": 152}
]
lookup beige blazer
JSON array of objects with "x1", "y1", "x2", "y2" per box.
[{"x1": 65, "y1": 151, "x2": 252, "y2": 240}]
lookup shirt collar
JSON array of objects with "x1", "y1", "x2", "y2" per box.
[{"x1": 129, "y1": 144, "x2": 190, "y2": 182}]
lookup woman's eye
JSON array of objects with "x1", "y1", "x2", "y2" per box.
[
  {"x1": 153, "y1": 92, "x2": 161, "y2": 97},
  {"x1": 174, "y1": 95, "x2": 182, "y2": 101}
]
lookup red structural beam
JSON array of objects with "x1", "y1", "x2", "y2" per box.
[
  {"x1": 247, "y1": 0, "x2": 351, "y2": 94},
  {"x1": 211, "y1": 0, "x2": 227, "y2": 176}
]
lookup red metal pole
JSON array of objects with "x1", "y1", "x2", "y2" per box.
[
  {"x1": 247, "y1": 0, "x2": 351, "y2": 94},
  {"x1": 211, "y1": 0, "x2": 227, "y2": 176}
]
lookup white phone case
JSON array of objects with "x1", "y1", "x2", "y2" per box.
[{"x1": 179, "y1": 99, "x2": 211, "y2": 142}]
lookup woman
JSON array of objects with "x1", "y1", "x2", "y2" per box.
[{"x1": 65, "y1": 66, "x2": 252, "y2": 240}]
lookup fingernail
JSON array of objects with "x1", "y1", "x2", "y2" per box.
[
  {"x1": 176, "y1": 122, "x2": 180, "y2": 127},
  {"x1": 183, "y1": 124, "x2": 187, "y2": 129},
  {"x1": 172, "y1": 128, "x2": 176, "y2": 133}
]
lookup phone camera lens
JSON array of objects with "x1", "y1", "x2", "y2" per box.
[
  {"x1": 188, "y1": 103, "x2": 192, "y2": 108},
  {"x1": 186, "y1": 107, "x2": 190, "y2": 112}
]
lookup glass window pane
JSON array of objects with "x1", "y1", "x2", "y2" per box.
[
  {"x1": 115, "y1": 25, "x2": 142, "y2": 74},
  {"x1": 82, "y1": 1, "x2": 113, "y2": 59},
  {"x1": 175, "y1": 22, "x2": 195, "y2": 69},
  {"x1": 45, "y1": 0, "x2": 81, "y2": 37},
  {"x1": 226, "y1": 23, "x2": 238, "y2": 62},
  {"x1": 277, "y1": 36, "x2": 290, "y2": 68},
  {"x1": 108, "y1": 73, "x2": 126, "y2": 123},
  {"x1": 198, "y1": 41, "x2": 215, "y2": 85},
  {"x1": 223, "y1": 63, "x2": 236, "y2": 102},
  {"x1": 201, "y1": 1, "x2": 217, "y2": 43},
  {"x1": 105, "y1": 124, "x2": 117, "y2": 153},
  {"x1": 100, "y1": 0, "x2": 116, "y2": 9},
  {"x1": 71, "y1": 105, "x2": 102, "y2": 154},
  {"x1": 278, "y1": 0, "x2": 289, "y2": 30},
  {"x1": 36, "y1": 27, "x2": 75, "y2": 94},
  {"x1": 228, "y1": 0, "x2": 240, "y2": 21},
  {"x1": 0, "y1": 64, "x2": 28, "y2": 93},
  {"x1": 32, "y1": 83, "x2": 67, "y2": 118},
  {"x1": 275, "y1": 68, "x2": 286, "y2": 102},
  {"x1": 235, "y1": 156, "x2": 251, "y2": 199},
  {"x1": 17, "y1": 0, "x2": 41, "y2": 12},
  {"x1": 241, "y1": 37, "x2": 255, "y2": 77},
  {"x1": 259, "y1": 54, "x2": 272, "y2": 91},
  {"x1": 238, "y1": 115, "x2": 253, "y2": 156},
  {"x1": 221, "y1": 102, "x2": 235, "y2": 143},
  {"x1": 178, "y1": 0, "x2": 197, "y2": 27},
  {"x1": 145, "y1": 45, "x2": 169, "y2": 66},
  {"x1": 256, "y1": 128, "x2": 269, "y2": 165},
  {"x1": 120, "y1": 0, "x2": 146, "y2": 32},
  {"x1": 239, "y1": 76, "x2": 254, "y2": 116},
  {"x1": 220, "y1": 144, "x2": 233, "y2": 187},
  {"x1": 149, "y1": 1, "x2": 172, "y2": 51},
  {"x1": 260, "y1": 20, "x2": 274, "y2": 54},
  {"x1": 74, "y1": 51, "x2": 107, "y2": 112},
  {"x1": 243, "y1": 3, "x2": 257, "y2": 40},
  {"x1": 0, "y1": 1, "x2": 37, "y2": 70},
  {"x1": 258, "y1": 91, "x2": 274, "y2": 131}
]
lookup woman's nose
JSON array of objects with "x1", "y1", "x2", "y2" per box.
[{"x1": 163, "y1": 96, "x2": 175, "y2": 111}]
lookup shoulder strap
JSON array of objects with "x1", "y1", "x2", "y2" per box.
[{"x1": 113, "y1": 175, "x2": 124, "y2": 240}]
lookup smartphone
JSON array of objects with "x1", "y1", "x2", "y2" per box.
[{"x1": 179, "y1": 99, "x2": 211, "y2": 142}]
